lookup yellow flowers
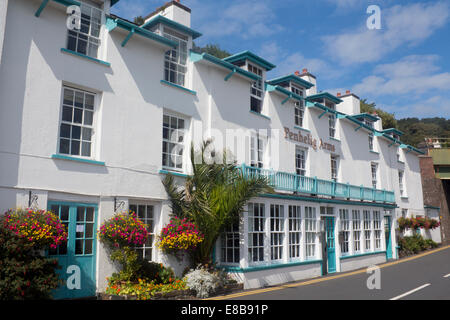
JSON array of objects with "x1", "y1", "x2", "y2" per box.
[{"x1": 157, "y1": 217, "x2": 204, "y2": 254}]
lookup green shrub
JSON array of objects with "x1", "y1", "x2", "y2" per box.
[{"x1": 399, "y1": 234, "x2": 438, "y2": 256}]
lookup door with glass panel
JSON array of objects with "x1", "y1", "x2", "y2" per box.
[
  {"x1": 48, "y1": 202, "x2": 97, "y2": 299},
  {"x1": 325, "y1": 216, "x2": 336, "y2": 273},
  {"x1": 384, "y1": 215, "x2": 392, "y2": 260}
]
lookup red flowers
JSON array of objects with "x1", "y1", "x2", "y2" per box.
[
  {"x1": 98, "y1": 211, "x2": 148, "y2": 248},
  {"x1": 398, "y1": 216, "x2": 440, "y2": 232}
]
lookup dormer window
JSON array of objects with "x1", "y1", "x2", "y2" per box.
[
  {"x1": 248, "y1": 63, "x2": 264, "y2": 114},
  {"x1": 163, "y1": 27, "x2": 188, "y2": 86}
]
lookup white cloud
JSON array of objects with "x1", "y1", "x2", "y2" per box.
[
  {"x1": 323, "y1": 2, "x2": 450, "y2": 65},
  {"x1": 352, "y1": 55, "x2": 450, "y2": 96},
  {"x1": 185, "y1": 0, "x2": 284, "y2": 41}
]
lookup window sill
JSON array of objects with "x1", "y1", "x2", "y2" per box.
[
  {"x1": 294, "y1": 125, "x2": 311, "y2": 133},
  {"x1": 249, "y1": 110, "x2": 271, "y2": 120},
  {"x1": 340, "y1": 250, "x2": 386, "y2": 260},
  {"x1": 51, "y1": 154, "x2": 105, "y2": 166},
  {"x1": 60, "y1": 48, "x2": 111, "y2": 67},
  {"x1": 397, "y1": 160, "x2": 405, "y2": 164},
  {"x1": 370, "y1": 150, "x2": 380, "y2": 155},
  {"x1": 159, "y1": 169, "x2": 189, "y2": 178},
  {"x1": 400, "y1": 196, "x2": 409, "y2": 200},
  {"x1": 160, "y1": 80, "x2": 197, "y2": 95},
  {"x1": 329, "y1": 137, "x2": 341, "y2": 142},
  {"x1": 220, "y1": 259, "x2": 322, "y2": 273}
]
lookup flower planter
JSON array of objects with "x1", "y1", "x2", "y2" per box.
[{"x1": 98, "y1": 283, "x2": 243, "y2": 300}]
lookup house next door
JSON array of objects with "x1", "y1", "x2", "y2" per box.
[{"x1": 48, "y1": 202, "x2": 97, "y2": 299}]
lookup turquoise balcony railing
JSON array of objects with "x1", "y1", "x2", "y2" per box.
[{"x1": 240, "y1": 164, "x2": 396, "y2": 204}]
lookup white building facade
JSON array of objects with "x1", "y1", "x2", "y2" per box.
[{"x1": 0, "y1": 0, "x2": 427, "y2": 298}]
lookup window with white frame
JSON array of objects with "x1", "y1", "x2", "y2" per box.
[
  {"x1": 248, "y1": 64, "x2": 264, "y2": 114},
  {"x1": 291, "y1": 84, "x2": 305, "y2": 127},
  {"x1": 339, "y1": 209, "x2": 350, "y2": 254},
  {"x1": 331, "y1": 155, "x2": 338, "y2": 181},
  {"x1": 304, "y1": 206, "x2": 317, "y2": 258},
  {"x1": 401, "y1": 208, "x2": 408, "y2": 218},
  {"x1": 363, "y1": 210, "x2": 371, "y2": 251},
  {"x1": 129, "y1": 204, "x2": 154, "y2": 260},
  {"x1": 371, "y1": 163, "x2": 378, "y2": 189},
  {"x1": 162, "y1": 114, "x2": 185, "y2": 171},
  {"x1": 399, "y1": 170, "x2": 405, "y2": 196},
  {"x1": 288, "y1": 205, "x2": 301, "y2": 259},
  {"x1": 220, "y1": 223, "x2": 240, "y2": 264},
  {"x1": 248, "y1": 203, "x2": 265, "y2": 263},
  {"x1": 250, "y1": 133, "x2": 264, "y2": 168},
  {"x1": 328, "y1": 114, "x2": 336, "y2": 138},
  {"x1": 352, "y1": 210, "x2": 361, "y2": 253},
  {"x1": 270, "y1": 204, "x2": 284, "y2": 261},
  {"x1": 373, "y1": 210, "x2": 382, "y2": 250},
  {"x1": 368, "y1": 133, "x2": 374, "y2": 151},
  {"x1": 59, "y1": 87, "x2": 95, "y2": 157},
  {"x1": 67, "y1": 3, "x2": 102, "y2": 59},
  {"x1": 163, "y1": 27, "x2": 188, "y2": 86},
  {"x1": 295, "y1": 147, "x2": 306, "y2": 176}
]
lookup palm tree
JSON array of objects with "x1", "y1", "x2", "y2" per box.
[{"x1": 162, "y1": 140, "x2": 273, "y2": 266}]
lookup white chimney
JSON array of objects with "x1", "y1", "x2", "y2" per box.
[
  {"x1": 337, "y1": 91, "x2": 360, "y2": 115},
  {"x1": 298, "y1": 68, "x2": 317, "y2": 95},
  {"x1": 145, "y1": 1, "x2": 191, "y2": 28}
]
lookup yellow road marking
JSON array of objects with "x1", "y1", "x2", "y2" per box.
[{"x1": 206, "y1": 245, "x2": 450, "y2": 300}]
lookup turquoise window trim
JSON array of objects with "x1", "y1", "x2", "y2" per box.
[
  {"x1": 266, "y1": 74, "x2": 314, "y2": 89},
  {"x1": 219, "y1": 259, "x2": 322, "y2": 273},
  {"x1": 52, "y1": 154, "x2": 105, "y2": 166},
  {"x1": 397, "y1": 160, "x2": 405, "y2": 164},
  {"x1": 141, "y1": 15, "x2": 202, "y2": 40},
  {"x1": 329, "y1": 137, "x2": 341, "y2": 142},
  {"x1": 159, "y1": 169, "x2": 189, "y2": 178},
  {"x1": 259, "y1": 193, "x2": 397, "y2": 209},
  {"x1": 249, "y1": 110, "x2": 271, "y2": 120},
  {"x1": 223, "y1": 50, "x2": 276, "y2": 71},
  {"x1": 61, "y1": 48, "x2": 111, "y2": 67},
  {"x1": 340, "y1": 251, "x2": 385, "y2": 260},
  {"x1": 160, "y1": 80, "x2": 197, "y2": 95},
  {"x1": 294, "y1": 125, "x2": 311, "y2": 133}
]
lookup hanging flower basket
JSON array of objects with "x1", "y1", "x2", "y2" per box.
[
  {"x1": 98, "y1": 211, "x2": 148, "y2": 249},
  {"x1": 157, "y1": 217, "x2": 204, "y2": 256}
]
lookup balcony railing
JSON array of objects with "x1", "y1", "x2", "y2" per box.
[{"x1": 240, "y1": 164, "x2": 396, "y2": 204}]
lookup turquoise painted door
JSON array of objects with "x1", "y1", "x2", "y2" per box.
[
  {"x1": 384, "y1": 216, "x2": 392, "y2": 260},
  {"x1": 48, "y1": 202, "x2": 97, "y2": 299},
  {"x1": 325, "y1": 217, "x2": 336, "y2": 273}
]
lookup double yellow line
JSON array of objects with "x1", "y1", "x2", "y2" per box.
[{"x1": 206, "y1": 245, "x2": 450, "y2": 300}]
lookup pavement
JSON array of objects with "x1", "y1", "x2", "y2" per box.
[{"x1": 208, "y1": 245, "x2": 450, "y2": 300}]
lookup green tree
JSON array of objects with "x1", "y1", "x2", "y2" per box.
[
  {"x1": 360, "y1": 99, "x2": 398, "y2": 129},
  {"x1": 162, "y1": 140, "x2": 272, "y2": 266},
  {"x1": 133, "y1": 16, "x2": 145, "y2": 25},
  {"x1": 192, "y1": 43, "x2": 231, "y2": 59}
]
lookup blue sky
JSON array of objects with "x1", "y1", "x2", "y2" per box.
[{"x1": 111, "y1": 0, "x2": 450, "y2": 119}]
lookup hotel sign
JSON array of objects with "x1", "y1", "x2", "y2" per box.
[{"x1": 284, "y1": 127, "x2": 336, "y2": 152}]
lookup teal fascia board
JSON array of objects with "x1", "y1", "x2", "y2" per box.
[
  {"x1": 353, "y1": 113, "x2": 379, "y2": 122},
  {"x1": 159, "y1": 169, "x2": 189, "y2": 178},
  {"x1": 142, "y1": 15, "x2": 202, "y2": 39},
  {"x1": 306, "y1": 92, "x2": 343, "y2": 104},
  {"x1": 223, "y1": 50, "x2": 276, "y2": 71},
  {"x1": 107, "y1": 16, "x2": 178, "y2": 48},
  {"x1": 267, "y1": 74, "x2": 314, "y2": 89},
  {"x1": 35, "y1": 0, "x2": 81, "y2": 17},
  {"x1": 52, "y1": 154, "x2": 105, "y2": 166},
  {"x1": 273, "y1": 85, "x2": 304, "y2": 103},
  {"x1": 260, "y1": 193, "x2": 397, "y2": 209},
  {"x1": 382, "y1": 128, "x2": 404, "y2": 136},
  {"x1": 336, "y1": 113, "x2": 347, "y2": 119},
  {"x1": 424, "y1": 205, "x2": 440, "y2": 211},
  {"x1": 61, "y1": 48, "x2": 111, "y2": 67},
  {"x1": 190, "y1": 51, "x2": 260, "y2": 82},
  {"x1": 374, "y1": 131, "x2": 383, "y2": 137}
]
